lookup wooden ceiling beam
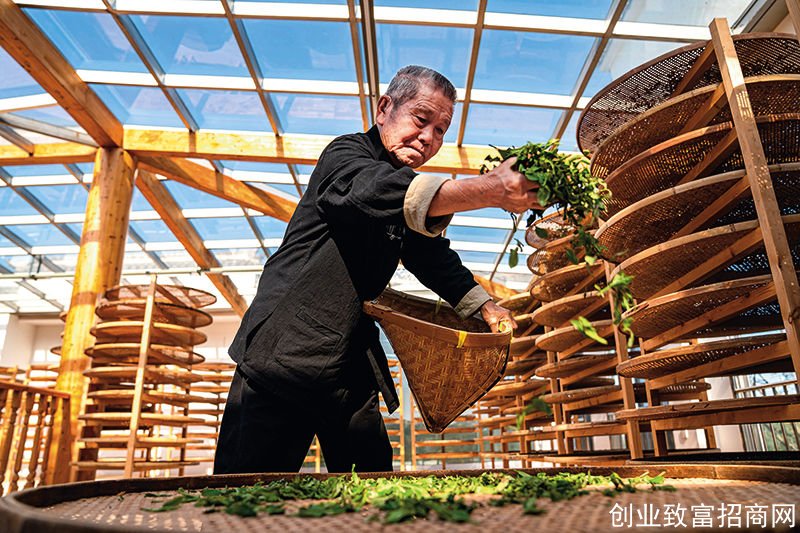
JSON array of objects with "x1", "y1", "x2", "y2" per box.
[
  {"x1": 137, "y1": 156, "x2": 297, "y2": 222},
  {"x1": 0, "y1": 0, "x2": 122, "y2": 146},
  {"x1": 0, "y1": 142, "x2": 97, "y2": 165},
  {"x1": 125, "y1": 128, "x2": 497, "y2": 174},
  {"x1": 135, "y1": 169, "x2": 248, "y2": 317}
]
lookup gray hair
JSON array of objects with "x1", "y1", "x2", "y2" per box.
[{"x1": 384, "y1": 65, "x2": 457, "y2": 108}]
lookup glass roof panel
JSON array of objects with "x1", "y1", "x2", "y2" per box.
[
  {"x1": 558, "y1": 113, "x2": 580, "y2": 152},
  {"x1": 177, "y1": 89, "x2": 267, "y2": 131},
  {"x1": 252, "y1": 216, "x2": 289, "y2": 239},
  {"x1": 25, "y1": 185, "x2": 87, "y2": 214},
  {"x1": 273, "y1": 94, "x2": 362, "y2": 135},
  {"x1": 130, "y1": 15, "x2": 248, "y2": 77},
  {"x1": 3, "y1": 164, "x2": 70, "y2": 177},
  {"x1": 130, "y1": 220, "x2": 177, "y2": 243},
  {"x1": 475, "y1": 31, "x2": 595, "y2": 95},
  {"x1": 456, "y1": 251, "x2": 498, "y2": 265},
  {"x1": 248, "y1": 182, "x2": 301, "y2": 197},
  {"x1": 0, "y1": 48, "x2": 42, "y2": 100},
  {"x1": 244, "y1": 20, "x2": 355, "y2": 81},
  {"x1": 582, "y1": 38, "x2": 685, "y2": 98},
  {"x1": 220, "y1": 161, "x2": 289, "y2": 172},
  {"x1": 443, "y1": 102, "x2": 462, "y2": 144},
  {"x1": 488, "y1": 0, "x2": 613, "y2": 19},
  {"x1": 91, "y1": 84, "x2": 184, "y2": 127},
  {"x1": 211, "y1": 247, "x2": 267, "y2": 267},
  {"x1": 620, "y1": 0, "x2": 752, "y2": 26},
  {"x1": 24, "y1": 9, "x2": 147, "y2": 72},
  {"x1": 0, "y1": 189, "x2": 39, "y2": 216},
  {"x1": 237, "y1": 0, "x2": 344, "y2": 3},
  {"x1": 10, "y1": 106, "x2": 80, "y2": 128},
  {"x1": 131, "y1": 189, "x2": 154, "y2": 212},
  {"x1": 375, "y1": 0, "x2": 477, "y2": 9},
  {"x1": 164, "y1": 181, "x2": 239, "y2": 209},
  {"x1": 456, "y1": 207, "x2": 512, "y2": 219},
  {"x1": 463, "y1": 104, "x2": 561, "y2": 146},
  {"x1": 7, "y1": 224, "x2": 73, "y2": 246},
  {"x1": 190, "y1": 217, "x2": 256, "y2": 241},
  {"x1": 377, "y1": 24, "x2": 472, "y2": 88},
  {"x1": 445, "y1": 226, "x2": 508, "y2": 244},
  {"x1": 121, "y1": 250, "x2": 159, "y2": 271},
  {"x1": 155, "y1": 249, "x2": 196, "y2": 268}
]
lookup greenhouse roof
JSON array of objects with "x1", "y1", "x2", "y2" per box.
[{"x1": 0, "y1": 0, "x2": 764, "y2": 313}]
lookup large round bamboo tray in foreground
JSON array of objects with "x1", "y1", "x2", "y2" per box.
[
  {"x1": 616, "y1": 334, "x2": 790, "y2": 379},
  {"x1": 364, "y1": 289, "x2": 511, "y2": 433},
  {"x1": 626, "y1": 275, "x2": 776, "y2": 340},
  {"x1": 532, "y1": 291, "x2": 606, "y2": 327},
  {"x1": 577, "y1": 33, "x2": 800, "y2": 152},
  {"x1": 2, "y1": 466, "x2": 799, "y2": 533},
  {"x1": 84, "y1": 343, "x2": 205, "y2": 367},
  {"x1": 95, "y1": 299, "x2": 213, "y2": 328},
  {"x1": 596, "y1": 164, "x2": 800, "y2": 260},
  {"x1": 591, "y1": 74, "x2": 800, "y2": 178},
  {"x1": 104, "y1": 284, "x2": 216, "y2": 308},
  {"x1": 535, "y1": 319, "x2": 614, "y2": 354},
  {"x1": 602, "y1": 114, "x2": 800, "y2": 217},
  {"x1": 530, "y1": 261, "x2": 605, "y2": 303},
  {"x1": 613, "y1": 215, "x2": 800, "y2": 299},
  {"x1": 91, "y1": 321, "x2": 207, "y2": 346}
]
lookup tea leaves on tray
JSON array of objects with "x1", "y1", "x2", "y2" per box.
[{"x1": 141, "y1": 470, "x2": 672, "y2": 523}]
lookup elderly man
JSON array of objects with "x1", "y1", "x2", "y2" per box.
[{"x1": 214, "y1": 65, "x2": 541, "y2": 475}]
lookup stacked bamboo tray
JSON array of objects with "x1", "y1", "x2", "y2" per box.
[
  {"x1": 73, "y1": 278, "x2": 214, "y2": 477},
  {"x1": 573, "y1": 27, "x2": 800, "y2": 458}
]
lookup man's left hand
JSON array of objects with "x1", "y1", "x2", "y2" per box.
[{"x1": 480, "y1": 300, "x2": 517, "y2": 334}]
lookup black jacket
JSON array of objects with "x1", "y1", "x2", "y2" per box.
[{"x1": 230, "y1": 126, "x2": 481, "y2": 412}]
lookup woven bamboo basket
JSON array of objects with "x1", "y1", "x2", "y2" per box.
[{"x1": 363, "y1": 289, "x2": 511, "y2": 433}]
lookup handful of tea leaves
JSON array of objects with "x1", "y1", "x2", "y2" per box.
[{"x1": 482, "y1": 140, "x2": 636, "y2": 347}]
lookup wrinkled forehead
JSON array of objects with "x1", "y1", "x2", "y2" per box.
[{"x1": 405, "y1": 83, "x2": 455, "y2": 115}]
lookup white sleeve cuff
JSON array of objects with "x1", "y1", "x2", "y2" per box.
[
  {"x1": 403, "y1": 174, "x2": 453, "y2": 237},
  {"x1": 454, "y1": 285, "x2": 492, "y2": 319}
]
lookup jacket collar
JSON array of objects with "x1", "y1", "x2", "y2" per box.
[{"x1": 366, "y1": 125, "x2": 404, "y2": 168}]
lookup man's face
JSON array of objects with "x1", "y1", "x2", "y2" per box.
[{"x1": 375, "y1": 83, "x2": 453, "y2": 168}]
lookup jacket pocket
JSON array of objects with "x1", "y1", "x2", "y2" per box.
[{"x1": 273, "y1": 306, "x2": 344, "y2": 383}]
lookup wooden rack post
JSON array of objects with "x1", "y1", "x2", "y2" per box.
[{"x1": 710, "y1": 18, "x2": 800, "y2": 388}]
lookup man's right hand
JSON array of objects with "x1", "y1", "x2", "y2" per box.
[
  {"x1": 484, "y1": 156, "x2": 545, "y2": 214},
  {"x1": 427, "y1": 156, "x2": 547, "y2": 218}
]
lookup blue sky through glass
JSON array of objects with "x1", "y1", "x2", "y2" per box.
[
  {"x1": 244, "y1": 20, "x2": 355, "y2": 81},
  {"x1": 621, "y1": 0, "x2": 752, "y2": 26},
  {"x1": 25, "y1": 9, "x2": 147, "y2": 72},
  {"x1": 130, "y1": 15, "x2": 248, "y2": 77},
  {"x1": 11, "y1": 106, "x2": 79, "y2": 128},
  {"x1": 463, "y1": 104, "x2": 561, "y2": 146},
  {"x1": 475, "y1": 31, "x2": 595, "y2": 95},
  {"x1": 164, "y1": 181, "x2": 239, "y2": 209},
  {"x1": 273, "y1": 93, "x2": 361, "y2": 135},
  {"x1": 375, "y1": 0, "x2": 478, "y2": 9},
  {"x1": 26, "y1": 185, "x2": 87, "y2": 214},
  {"x1": 0, "y1": 49, "x2": 42, "y2": 99},
  {"x1": 190, "y1": 217, "x2": 256, "y2": 241},
  {"x1": 130, "y1": 220, "x2": 177, "y2": 243},
  {"x1": 488, "y1": 0, "x2": 613, "y2": 19},
  {"x1": 91, "y1": 84, "x2": 184, "y2": 127},
  {"x1": 377, "y1": 24, "x2": 472, "y2": 88},
  {"x1": 0, "y1": 189, "x2": 39, "y2": 217},
  {"x1": 178, "y1": 89, "x2": 268, "y2": 131},
  {"x1": 7, "y1": 224, "x2": 73, "y2": 246}
]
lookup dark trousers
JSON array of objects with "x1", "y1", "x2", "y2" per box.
[{"x1": 214, "y1": 367, "x2": 394, "y2": 474}]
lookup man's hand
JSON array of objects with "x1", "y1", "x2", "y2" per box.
[
  {"x1": 427, "y1": 156, "x2": 545, "y2": 217},
  {"x1": 480, "y1": 300, "x2": 518, "y2": 334},
  {"x1": 483, "y1": 156, "x2": 545, "y2": 214}
]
